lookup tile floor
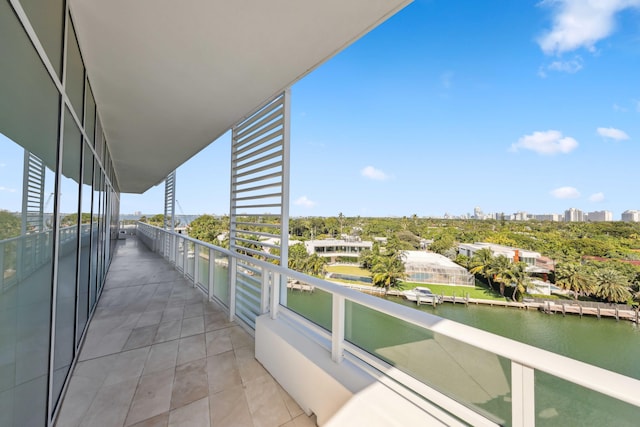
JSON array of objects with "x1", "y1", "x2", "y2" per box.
[{"x1": 55, "y1": 236, "x2": 315, "y2": 427}]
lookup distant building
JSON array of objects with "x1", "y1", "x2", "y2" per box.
[
  {"x1": 564, "y1": 208, "x2": 584, "y2": 222},
  {"x1": 511, "y1": 211, "x2": 528, "y2": 221},
  {"x1": 621, "y1": 210, "x2": 640, "y2": 222},
  {"x1": 458, "y1": 242, "x2": 541, "y2": 267},
  {"x1": 403, "y1": 251, "x2": 474, "y2": 286},
  {"x1": 532, "y1": 213, "x2": 562, "y2": 222},
  {"x1": 473, "y1": 206, "x2": 484, "y2": 219},
  {"x1": 304, "y1": 239, "x2": 373, "y2": 263},
  {"x1": 586, "y1": 210, "x2": 612, "y2": 222}
]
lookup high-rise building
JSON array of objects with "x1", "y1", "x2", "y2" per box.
[
  {"x1": 532, "y1": 213, "x2": 562, "y2": 221},
  {"x1": 473, "y1": 206, "x2": 483, "y2": 219},
  {"x1": 586, "y1": 210, "x2": 613, "y2": 222},
  {"x1": 564, "y1": 208, "x2": 585, "y2": 222},
  {"x1": 621, "y1": 210, "x2": 640, "y2": 222}
]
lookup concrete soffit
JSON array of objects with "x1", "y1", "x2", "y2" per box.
[{"x1": 68, "y1": 0, "x2": 412, "y2": 193}]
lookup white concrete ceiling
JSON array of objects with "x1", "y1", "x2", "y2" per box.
[{"x1": 69, "y1": 0, "x2": 411, "y2": 193}]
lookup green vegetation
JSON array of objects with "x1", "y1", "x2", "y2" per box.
[
  {"x1": 288, "y1": 243, "x2": 327, "y2": 277},
  {"x1": 182, "y1": 213, "x2": 640, "y2": 305},
  {"x1": 325, "y1": 264, "x2": 369, "y2": 276},
  {"x1": 0, "y1": 210, "x2": 21, "y2": 240},
  {"x1": 358, "y1": 238, "x2": 407, "y2": 291},
  {"x1": 402, "y1": 282, "x2": 507, "y2": 301}
]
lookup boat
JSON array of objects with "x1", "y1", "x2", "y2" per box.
[{"x1": 402, "y1": 286, "x2": 437, "y2": 302}]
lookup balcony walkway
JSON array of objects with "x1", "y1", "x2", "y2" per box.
[{"x1": 56, "y1": 236, "x2": 315, "y2": 427}]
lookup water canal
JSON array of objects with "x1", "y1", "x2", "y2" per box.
[{"x1": 287, "y1": 289, "x2": 640, "y2": 426}]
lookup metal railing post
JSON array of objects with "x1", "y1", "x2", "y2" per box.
[
  {"x1": 260, "y1": 267, "x2": 270, "y2": 315},
  {"x1": 229, "y1": 256, "x2": 237, "y2": 322},
  {"x1": 208, "y1": 248, "x2": 215, "y2": 300},
  {"x1": 270, "y1": 271, "x2": 280, "y2": 319},
  {"x1": 511, "y1": 361, "x2": 535, "y2": 427},
  {"x1": 332, "y1": 295, "x2": 345, "y2": 363},
  {"x1": 182, "y1": 238, "x2": 187, "y2": 278},
  {"x1": 194, "y1": 243, "x2": 200, "y2": 286}
]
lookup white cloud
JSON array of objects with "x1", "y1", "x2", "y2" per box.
[
  {"x1": 0, "y1": 163, "x2": 6, "y2": 168},
  {"x1": 294, "y1": 196, "x2": 316, "y2": 208},
  {"x1": 547, "y1": 57, "x2": 583, "y2": 73},
  {"x1": 551, "y1": 186, "x2": 581, "y2": 199},
  {"x1": 511, "y1": 130, "x2": 578, "y2": 155},
  {"x1": 0, "y1": 186, "x2": 17, "y2": 193},
  {"x1": 597, "y1": 126, "x2": 630, "y2": 140},
  {"x1": 636, "y1": 100, "x2": 640, "y2": 112},
  {"x1": 538, "y1": 0, "x2": 640, "y2": 55},
  {"x1": 361, "y1": 166, "x2": 390, "y2": 181},
  {"x1": 589, "y1": 192, "x2": 605, "y2": 202},
  {"x1": 613, "y1": 103, "x2": 628, "y2": 112}
]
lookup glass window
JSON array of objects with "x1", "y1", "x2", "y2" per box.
[
  {"x1": 52, "y1": 107, "x2": 82, "y2": 405},
  {"x1": 77, "y1": 139, "x2": 94, "y2": 345},
  {"x1": 65, "y1": 19, "x2": 84, "y2": 121},
  {"x1": 0, "y1": 3, "x2": 59, "y2": 425},
  {"x1": 85, "y1": 82, "x2": 96, "y2": 144},
  {"x1": 20, "y1": 0, "x2": 65, "y2": 79}
]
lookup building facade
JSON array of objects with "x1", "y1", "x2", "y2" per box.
[
  {"x1": 586, "y1": 210, "x2": 613, "y2": 222},
  {"x1": 564, "y1": 208, "x2": 585, "y2": 222},
  {"x1": 621, "y1": 210, "x2": 640, "y2": 222},
  {"x1": 1, "y1": 3, "x2": 119, "y2": 424}
]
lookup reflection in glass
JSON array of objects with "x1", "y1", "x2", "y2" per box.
[
  {"x1": 52, "y1": 108, "x2": 82, "y2": 405},
  {"x1": 0, "y1": 3, "x2": 60, "y2": 424},
  {"x1": 77, "y1": 140, "x2": 94, "y2": 345},
  {"x1": 345, "y1": 301, "x2": 511, "y2": 425},
  {"x1": 212, "y1": 251, "x2": 230, "y2": 307}
]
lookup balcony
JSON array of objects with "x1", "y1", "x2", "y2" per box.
[
  {"x1": 55, "y1": 234, "x2": 314, "y2": 427},
  {"x1": 54, "y1": 223, "x2": 640, "y2": 426}
]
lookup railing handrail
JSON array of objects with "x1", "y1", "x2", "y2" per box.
[{"x1": 137, "y1": 222, "x2": 640, "y2": 410}]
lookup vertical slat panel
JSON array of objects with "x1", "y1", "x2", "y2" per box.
[
  {"x1": 164, "y1": 170, "x2": 176, "y2": 258},
  {"x1": 230, "y1": 91, "x2": 290, "y2": 326}
]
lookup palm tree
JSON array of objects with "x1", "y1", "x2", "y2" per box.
[
  {"x1": 490, "y1": 255, "x2": 513, "y2": 296},
  {"x1": 554, "y1": 262, "x2": 594, "y2": 299},
  {"x1": 508, "y1": 261, "x2": 532, "y2": 301},
  {"x1": 469, "y1": 248, "x2": 495, "y2": 289},
  {"x1": 306, "y1": 253, "x2": 327, "y2": 277},
  {"x1": 593, "y1": 268, "x2": 632, "y2": 304},
  {"x1": 371, "y1": 255, "x2": 406, "y2": 292}
]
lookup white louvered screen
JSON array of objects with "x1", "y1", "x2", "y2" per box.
[
  {"x1": 164, "y1": 170, "x2": 176, "y2": 258},
  {"x1": 230, "y1": 90, "x2": 290, "y2": 327}
]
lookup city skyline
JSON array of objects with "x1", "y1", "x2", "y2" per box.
[{"x1": 3, "y1": 0, "x2": 640, "y2": 218}]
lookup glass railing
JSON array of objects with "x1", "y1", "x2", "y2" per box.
[
  {"x1": 137, "y1": 222, "x2": 640, "y2": 426},
  {"x1": 0, "y1": 229, "x2": 60, "y2": 291}
]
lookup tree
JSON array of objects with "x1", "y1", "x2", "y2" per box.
[
  {"x1": 469, "y1": 248, "x2": 495, "y2": 289},
  {"x1": 306, "y1": 253, "x2": 327, "y2": 277},
  {"x1": 371, "y1": 254, "x2": 406, "y2": 292},
  {"x1": 288, "y1": 243, "x2": 310, "y2": 272},
  {"x1": 593, "y1": 268, "x2": 632, "y2": 304},
  {"x1": 188, "y1": 214, "x2": 224, "y2": 244},
  {"x1": 0, "y1": 210, "x2": 21, "y2": 239},
  {"x1": 359, "y1": 243, "x2": 381, "y2": 270},
  {"x1": 554, "y1": 262, "x2": 594, "y2": 299},
  {"x1": 507, "y1": 261, "x2": 533, "y2": 301},
  {"x1": 429, "y1": 234, "x2": 455, "y2": 255},
  {"x1": 490, "y1": 255, "x2": 513, "y2": 296}
]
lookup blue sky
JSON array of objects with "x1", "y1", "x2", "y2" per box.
[{"x1": 3, "y1": 0, "x2": 640, "y2": 219}]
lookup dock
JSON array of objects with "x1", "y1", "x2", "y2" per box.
[{"x1": 406, "y1": 293, "x2": 639, "y2": 323}]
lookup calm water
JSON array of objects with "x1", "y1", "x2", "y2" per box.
[
  {"x1": 287, "y1": 290, "x2": 640, "y2": 426},
  {"x1": 389, "y1": 296, "x2": 640, "y2": 379}
]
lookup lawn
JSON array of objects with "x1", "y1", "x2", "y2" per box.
[
  {"x1": 400, "y1": 280, "x2": 508, "y2": 301},
  {"x1": 325, "y1": 264, "x2": 370, "y2": 276},
  {"x1": 324, "y1": 266, "x2": 518, "y2": 302}
]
